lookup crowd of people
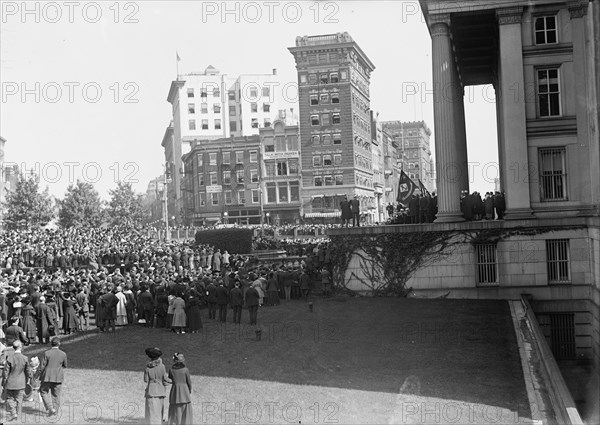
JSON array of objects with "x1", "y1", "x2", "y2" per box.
[
  {"x1": 385, "y1": 190, "x2": 506, "y2": 224},
  {"x1": 0, "y1": 223, "x2": 336, "y2": 423}
]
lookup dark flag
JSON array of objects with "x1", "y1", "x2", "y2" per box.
[
  {"x1": 418, "y1": 179, "x2": 430, "y2": 197},
  {"x1": 397, "y1": 170, "x2": 417, "y2": 206}
]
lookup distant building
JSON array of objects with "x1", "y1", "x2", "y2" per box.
[
  {"x1": 165, "y1": 66, "x2": 291, "y2": 223},
  {"x1": 381, "y1": 121, "x2": 435, "y2": 193},
  {"x1": 289, "y1": 32, "x2": 377, "y2": 223},
  {"x1": 181, "y1": 136, "x2": 262, "y2": 226},
  {"x1": 144, "y1": 176, "x2": 164, "y2": 224},
  {"x1": 259, "y1": 119, "x2": 302, "y2": 224}
]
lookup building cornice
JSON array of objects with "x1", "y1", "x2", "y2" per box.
[
  {"x1": 496, "y1": 6, "x2": 524, "y2": 25},
  {"x1": 161, "y1": 125, "x2": 174, "y2": 148},
  {"x1": 167, "y1": 80, "x2": 186, "y2": 104}
]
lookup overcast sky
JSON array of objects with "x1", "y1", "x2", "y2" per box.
[{"x1": 0, "y1": 0, "x2": 499, "y2": 200}]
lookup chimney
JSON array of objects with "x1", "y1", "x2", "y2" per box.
[{"x1": 272, "y1": 68, "x2": 277, "y2": 75}]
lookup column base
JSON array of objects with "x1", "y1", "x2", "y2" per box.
[
  {"x1": 503, "y1": 208, "x2": 535, "y2": 220},
  {"x1": 434, "y1": 212, "x2": 465, "y2": 223}
]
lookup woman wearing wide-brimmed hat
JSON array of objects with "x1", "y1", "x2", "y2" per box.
[
  {"x1": 144, "y1": 347, "x2": 170, "y2": 424},
  {"x1": 167, "y1": 353, "x2": 192, "y2": 425}
]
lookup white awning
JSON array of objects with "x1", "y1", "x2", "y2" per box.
[
  {"x1": 311, "y1": 194, "x2": 324, "y2": 199},
  {"x1": 305, "y1": 212, "x2": 341, "y2": 218}
]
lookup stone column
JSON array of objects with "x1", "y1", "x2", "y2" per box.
[
  {"x1": 430, "y1": 14, "x2": 465, "y2": 222},
  {"x1": 497, "y1": 7, "x2": 534, "y2": 220},
  {"x1": 455, "y1": 85, "x2": 470, "y2": 193}
]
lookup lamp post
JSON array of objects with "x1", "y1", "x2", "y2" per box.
[{"x1": 223, "y1": 211, "x2": 228, "y2": 225}]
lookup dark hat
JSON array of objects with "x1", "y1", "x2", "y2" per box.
[
  {"x1": 173, "y1": 352, "x2": 185, "y2": 363},
  {"x1": 145, "y1": 347, "x2": 162, "y2": 360},
  {"x1": 50, "y1": 337, "x2": 61, "y2": 347}
]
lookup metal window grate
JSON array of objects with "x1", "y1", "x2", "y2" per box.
[
  {"x1": 549, "y1": 313, "x2": 576, "y2": 360},
  {"x1": 476, "y1": 244, "x2": 498, "y2": 286},
  {"x1": 546, "y1": 239, "x2": 570, "y2": 283},
  {"x1": 539, "y1": 147, "x2": 567, "y2": 201}
]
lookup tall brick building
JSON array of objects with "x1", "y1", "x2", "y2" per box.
[{"x1": 289, "y1": 33, "x2": 376, "y2": 221}]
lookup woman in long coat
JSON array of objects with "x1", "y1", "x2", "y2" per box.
[
  {"x1": 21, "y1": 299, "x2": 37, "y2": 342},
  {"x1": 144, "y1": 348, "x2": 171, "y2": 425},
  {"x1": 115, "y1": 287, "x2": 128, "y2": 326},
  {"x1": 171, "y1": 294, "x2": 186, "y2": 334},
  {"x1": 62, "y1": 293, "x2": 78, "y2": 334},
  {"x1": 167, "y1": 353, "x2": 193, "y2": 425},
  {"x1": 186, "y1": 290, "x2": 202, "y2": 333}
]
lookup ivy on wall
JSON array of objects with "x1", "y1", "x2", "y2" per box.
[{"x1": 328, "y1": 225, "x2": 586, "y2": 297}]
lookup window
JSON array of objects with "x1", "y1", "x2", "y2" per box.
[
  {"x1": 250, "y1": 169, "x2": 259, "y2": 183},
  {"x1": 222, "y1": 152, "x2": 230, "y2": 165},
  {"x1": 199, "y1": 192, "x2": 206, "y2": 206},
  {"x1": 313, "y1": 156, "x2": 322, "y2": 167},
  {"x1": 311, "y1": 115, "x2": 320, "y2": 126},
  {"x1": 224, "y1": 190, "x2": 232, "y2": 204},
  {"x1": 264, "y1": 118, "x2": 271, "y2": 128},
  {"x1": 311, "y1": 135, "x2": 320, "y2": 144},
  {"x1": 267, "y1": 183, "x2": 277, "y2": 203},
  {"x1": 330, "y1": 72, "x2": 339, "y2": 83},
  {"x1": 334, "y1": 154, "x2": 342, "y2": 166},
  {"x1": 314, "y1": 176, "x2": 323, "y2": 186},
  {"x1": 201, "y1": 119, "x2": 209, "y2": 130},
  {"x1": 229, "y1": 121, "x2": 237, "y2": 132},
  {"x1": 238, "y1": 191, "x2": 245, "y2": 204},
  {"x1": 200, "y1": 88, "x2": 207, "y2": 98},
  {"x1": 214, "y1": 119, "x2": 221, "y2": 130},
  {"x1": 263, "y1": 103, "x2": 270, "y2": 112},
  {"x1": 300, "y1": 74, "x2": 307, "y2": 84},
  {"x1": 250, "y1": 88, "x2": 258, "y2": 98},
  {"x1": 188, "y1": 104, "x2": 195, "y2": 114},
  {"x1": 331, "y1": 93, "x2": 340, "y2": 104},
  {"x1": 262, "y1": 87, "x2": 270, "y2": 97},
  {"x1": 251, "y1": 118, "x2": 259, "y2": 128},
  {"x1": 320, "y1": 74, "x2": 328, "y2": 84},
  {"x1": 322, "y1": 134, "x2": 332, "y2": 145},
  {"x1": 319, "y1": 53, "x2": 327, "y2": 63},
  {"x1": 265, "y1": 144, "x2": 275, "y2": 152},
  {"x1": 290, "y1": 181, "x2": 299, "y2": 201},
  {"x1": 250, "y1": 151, "x2": 258, "y2": 163},
  {"x1": 251, "y1": 189, "x2": 259, "y2": 203},
  {"x1": 229, "y1": 105, "x2": 237, "y2": 116},
  {"x1": 535, "y1": 15, "x2": 557, "y2": 45},
  {"x1": 196, "y1": 154, "x2": 203, "y2": 167},
  {"x1": 288, "y1": 160, "x2": 298, "y2": 175},
  {"x1": 320, "y1": 94, "x2": 329, "y2": 104},
  {"x1": 278, "y1": 182, "x2": 288, "y2": 202},
  {"x1": 209, "y1": 172, "x2": 217, "y2": 185},
  {"x1": 549, "y1": 313, "x2": 576, "y2": 360},
  {"x1": 213, "y1": 104, "x2": 221, "y2": 113},
  {"x1": 308, "y1": 74, "x2": 317, "y2": 84},
  {"x1": 321, "y1": 113, "x2": 330, "y2": 125},
  {"x1": 539, "y1": 148, "x2": 567, "y2": 201},
  {"x1": 201, "y1": 103, "x2": 208, "y2": 113},
  {"x1": 251, "y1": 103, "x2": 258, "y2": 113},
  {"x1": 340, "y1": 70, "x2": 348, "y2": 80},
  {"x1": 335, "y1": 174, "x2": 344, "y2": 186},
  {"x1": 187, "y1": 88, "x2": 194, "y2": 98},
  {"x1": 537, "y1": 68, "x2": 561, "y2": 117},
  {"x1": 310, "y1": 95, "x2": 319, "y2": 105},
  {"x1": 332, "y1": 113, "x2": 340, "y2": 124},
  {"x1": 209, "y1": 153, "x2": 217, "y2": 166},
  {"x1": 228, "y1": 91, "x2": 236, "y2": 101},
  {"x1": 324, "y1": 175, "x2": 334, "y2": 186},
  {"x1": 236, "y1": 169, "x2": 244, "y2": 183},
  {"x1": 212, "y1": 87, "x2": 220, "y2": 97},
  {"x1": 475, "y1": 244, "x2": 498, "y2": 286},
  {"x1": 275, "y1": 136, "x2": 286, "y2": 152},
  {"x1": 189, "y1": 120, "x2": 196, "y2": 130},
  {"x1": 211, "y1": 192, "x2": 219, "y2": 205},
  {"x1": 222, "y1": 171, "x2": 231, "y2": 185},
  {"x1": 277, "y1": 161, "x2": 288, "y2": 176},
  {"x1": 546, "y1": 239, "x2": 570, "y2": 283},
  {"x1": 333, "y1": 133, "x2": 342, "y2": 145},
  {"x1": 323, "y1": 155, "x2": 332, "y2": 166},
  {"x1": 198, "y1": 174, "x2": 204, "y2": 186}
]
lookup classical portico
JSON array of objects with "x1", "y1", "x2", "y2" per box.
[{"x1": 421, "y1": 1, "x2": 541, "y2": 222}]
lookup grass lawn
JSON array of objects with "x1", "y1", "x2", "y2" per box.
[{"x1": 11, "y1": 297, "x2": 533, "y2": 424}]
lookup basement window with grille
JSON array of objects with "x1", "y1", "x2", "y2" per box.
[
  {"x1": 475, "y1": 244, "x2": 498, "y2": 286},
  {"x1": 546, "y1": 239, "x2": 570, "y2": 284},
  {"x1": 549, "y1": 313, "x2": 576, "y2": 360}
]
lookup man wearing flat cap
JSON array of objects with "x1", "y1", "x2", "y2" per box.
[{"x1": 39, "y1": 337, "x2": 67, "y2": 417}]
